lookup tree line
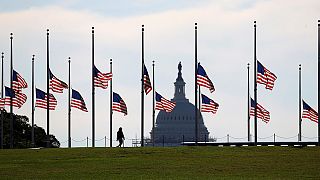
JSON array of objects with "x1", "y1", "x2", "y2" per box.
[{"x1": 0, "y1": 110, "x2": 60, "y2": 148}]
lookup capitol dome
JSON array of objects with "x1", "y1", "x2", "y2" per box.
[{"x1": 150, "y1": 62, "x2": 209, "y2": 146}]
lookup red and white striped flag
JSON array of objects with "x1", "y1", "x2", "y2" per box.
[
  {"x1": 0, "y1": 86, "x2": 27, "y2": 109},
  {"x1": 71, "y1": 89, "x2": 88, "y2": 112},
  {"x1": 143, "y1": 65, "x2": 152, "y2": 95},
  {"x1": 155, "y1": 92, "x2": 176, "y2": 113},
  {"x1": 49, "y1": 69, "x2": 68, "y2": 93},
  {"x1": 35, "y1": 88, "x2": 57, "y2": 110},
  {"x1": 257, "y1": 61, "x2": 277, "y2": 90},
  {"x1": 113, "y1": 92, "x2": 127, "y2": 115},
  {"x1": 201, "y1": 94, "x2": 219, "y2": 115},
  {"x1": 250, "y1": 98, "x2": 270, "y2": 123},
  {"x1": 197, "y1": 63, "x2": 215, "y2": 93},
  {"x1": 12, "y1": 70, "x2": 28, "y2": 93},
  {"x1": 302, "y1": 100, "x2": 318, "y2": 123},
  {"x1": 93, "y1": 65, "x2": 112, "y2": 89}
]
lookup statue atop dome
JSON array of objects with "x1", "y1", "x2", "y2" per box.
[
  {"x1": 177, "y1": 61, "x2": 183, "y2": 81},
  {"x1": 174, "y1": 62, "x2": 187, "y2": 101},
  {"x1": 178, "y1": 61, "x2": 182, "y2": 73}
]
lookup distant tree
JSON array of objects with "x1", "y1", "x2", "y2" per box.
[{"x1": 0, "y1": 109, "x2": 60, "y2": 148}]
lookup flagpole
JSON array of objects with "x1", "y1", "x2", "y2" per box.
[
  {"x1": 1, "y1": 52, "x2": 4, "y2": 149},
  {"x1": 152, "y1": 60, "x2": 155, "y2": 147},
  {"x1": 318, "y1": 20, "x2": 320, "y2": 146},
  {"x1": 31, "y1": 55, "x2": 35, "y2": 147},
  {"x1": 110, "y1": 58, "x2": 113, "y2": 147},
  {"x1": 92, "y1": 27, "x2": 95, "y2": 148},
  {"x1": 46, "y1": 29, "x2": 50, "y2": 148},
  {"x1": 1, "y1": 52, "x2": 3, "y2": 98},
  {"x1": 299, "y1": 64, "x2": 301, "y2": 142},
  {"x1": 10, "y1": 32, "x2": 13, "y2": 149},
  {"x1": 68, "y1": 57, "x2": 71, "y2": 148},
  {"x1": 141, "y1": 24, "x2": 144, "y2": 147},
  {"x1": 247, "y1": 63, "x2": 250, "y2": 142},
  {"x1": 253, "y1": 21, "x2": 258, "y2": 146},
  {"x1": 198, "y1": 85, "x2": 201, "y2": 142},
  {"x1": 195, "y1": 23, "x2": 198, "y2": 145}
]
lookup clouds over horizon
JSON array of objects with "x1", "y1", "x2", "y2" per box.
[
  {"x1": 0, "y1": 0, "x2": 319, "y2": 147},
  {"x1": 0, "y1": 0, "x2": 261, "y2": 17}
]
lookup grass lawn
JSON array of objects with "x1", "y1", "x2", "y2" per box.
[{"x1": 0, "y1": 146, "x2": 319, "y2": 179}]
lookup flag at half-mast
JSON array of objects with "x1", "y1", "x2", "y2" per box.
[
  {"x1": 93, "y1": 65, "x2": 112, "y2": 89},
  {"x1": 257, "y1": 61, "x2": 277, "y2": 90},
  {"x1": 201, "y1": 94, "x2": 219, "y2": 114},
  {"x1": 155, "y1": 92, "x2": 176, "y2": 113},
  {"x1": 0, "y1": 86, "x2": 27, "y2": 109},
  {"x1": 35, "y1": 88, "x2": 57, "y2": 110},
  {"x1": 12, "y1": 70, "x2": 28, "y2": 92},
  {"x1": 143, "y1": 64, "x2": 152, "y2": 95},
  {"x1": 302, "y1": 100, "x2": 318, "y2": 123},
  {"x1": 49, "y1": 69, "x2": 68, "y2": 93},
  {"x1": 197, "y1": 63, "x2": 215, "y2": 93},
  {"x1": 250, "y1": 98, "x2": 270, "y2": 123},
  {"x1": 112, "y1": 92, "x2": 127, "y2": 115},
  {"x1": 71, "y1": 89, "x2": 88, "y2": 112}
]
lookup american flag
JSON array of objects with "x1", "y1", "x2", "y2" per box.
[
  {"x1": 113, "y1": 92, "x2": 127, "y2": 115},
  {"x1": 155, "y1": 92, "x2": 176, "y2": 113},
  {"x1": 71, "y1": 89, "x2": 88, "y2": 112},
  {"x1": 35, "y1": 88, "x2": 57, "y2": 110},
  {"x1": 93, "y1": 65, "x2": 112, "y2": 89},
  {"x1": 201, "y1": 94, "x2": 219, "y2": 114},
  {"x1": 197, "y1": 63, "x2": 215, "y2": 93},
  {"x1": 257, "y1": 61, "x2": 277, "y2": 90},
  {"x1": 49, "y1": 69, "x2": 68, "y2": 93},
  {"x1": 302, "y1": 100, "x2": 318, "y2": 123},
  {"x1": 0, "y1": 86, "x2": 27, "y2": 109},
  {"x1": 12, "y1": 70, "x2": 28, "y2": 92},
  {"x1": 250, "y1": 98, "x2": 270, "y2": 123},
  {"x1": 143, "y1": 65, "x2": 152, "y2": 95}
]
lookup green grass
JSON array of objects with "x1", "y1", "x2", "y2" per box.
[{"x1": 0, "y1": 146, "x2": 319, "y2": 179}]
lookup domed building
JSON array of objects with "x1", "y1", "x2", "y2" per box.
[{"x1": 150, "y1": 62, "x2": 209, "y2": 146}]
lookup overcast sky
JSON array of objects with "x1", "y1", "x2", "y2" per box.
[{"x1": 0, "y1": 0, "x2": 319, "y2": 147}]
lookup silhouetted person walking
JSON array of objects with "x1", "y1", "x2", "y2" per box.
[{"x1": 116, "y1": 127, "x2": 125, "y2": 147}]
